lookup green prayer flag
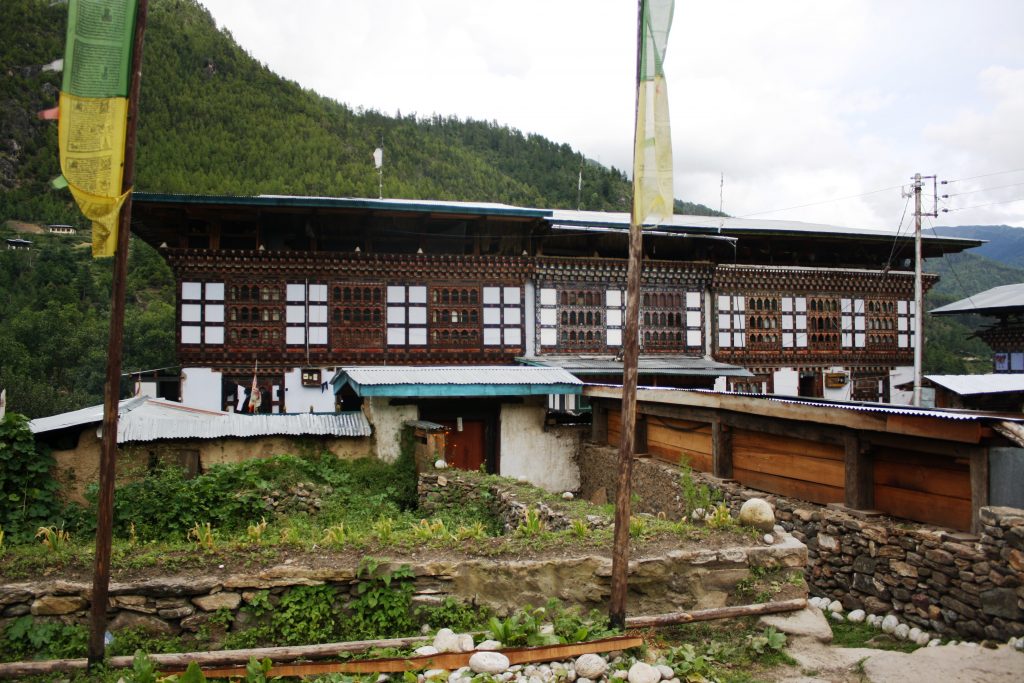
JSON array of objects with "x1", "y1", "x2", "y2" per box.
[
  {"x1": 62, "y1": 0, "x2": 137, "y2": 98},
  {"x1": 50, "y1": 175, "x2": 69, "y2": 189}
]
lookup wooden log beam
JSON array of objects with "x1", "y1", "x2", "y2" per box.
[
  {"x1": 624, "y1": 598, "x2": 807, "y2": 629},
  {"x1": 843, "y1": 434, "x2": 873, "y2": 510},
  {"x1": 712, "y1": 420, "x2": 733, "y2": 479},
  {"x1": 969, "y1": 449, "x2": 989, "y2": 534}
]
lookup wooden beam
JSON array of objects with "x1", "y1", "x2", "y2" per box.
[
  {"x1": 844, "y1": 434, "x2": 873, "y2": 510},
  {"x1": 861, "y1": 432, "x2": 987, "y2": 459},
  {"x1": 969, "y1": 449, "x2": 989, "y2": 534},
  {"x1": 712, "y1": 420, "x2": 733, "y2": 479},
  {"x1": 625, "y1": 598, "x2": 807, "y2": 629}
]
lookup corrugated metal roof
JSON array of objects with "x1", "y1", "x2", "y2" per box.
[
  {"x1": 518, "y1": 355, "x2": 753, "y2": 378},
  {"x1": 333, "y1": 365, "x2": 582, "y2": 397},
  {"x1": 930, "y1": 283, "x2": 1024, "y2": 315},
  {"x1": 30, "y1": 397, "x2": 370, "y2": 441},
  {"x1": 133, "y1": 192, "x2": 548, "y2": 219},
  {"x1": 548, "y1": 209, "x2": 981, "y2": 247},
  {"x1": 924, "y1": 374, "x2": 1024, "y2": 397}
]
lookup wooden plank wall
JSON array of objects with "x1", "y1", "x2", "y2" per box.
[
  {"x1": 732, "y1": 430, "x2": 845, "y2": 505},
  {"x1": 607, "y1": 410, "x2": 712, "y2": 471},
  {"x1": 872, "y1": 447, "x2": 971, "y2": 531},
  {"x1": 603, "y1": 407, "x2": 974, "y2": 530}
]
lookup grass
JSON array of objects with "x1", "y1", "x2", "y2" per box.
[{"x1": 830, "y1": 621, "x2": 923, "y2": 653}]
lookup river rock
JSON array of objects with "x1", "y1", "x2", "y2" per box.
[
  {"x1": 738, "y1": 498, "x2": 775, "y2": 531},
  {"x1": 415, "y1": 645, "x2": 440, "y2": 656},
  {"x1": 847, "y1": 609, "x2": 866, "y2": 623},
  {"x1": 627, "y1": 662, "x2": 660, "y2": 683},
  {"x1": 827, "y1": 600, "x2": 842, "y2": 613},
  {"x1": 656, "y1": 665, "x2": 674, "y2": 680},
  {"x1": 434, "y1": 628, "x2": 463, "y2": 653},
  {"x1": 881, "y1": 615, "x2": 899, "y2": 633},
  {"x1": 574, "y1": 654, "x2": 608, "y2": 679},
  {"x1": 894, "y1": 623, "x2": 910, "y2": 640},
  {"x1": 469, "y1": 651, "x2": 510, "y2": 674},
  {"x1": 476, "y1": 639, "x2": 502, "y2": 650}
]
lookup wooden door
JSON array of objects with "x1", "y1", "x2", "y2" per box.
[{"x1": 437, "y1": 419, "x2": 486, "y2": 471}]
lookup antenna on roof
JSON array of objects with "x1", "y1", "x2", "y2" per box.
[{"x1": 373, "y1": 133, "x2": 384, "y2": 199}]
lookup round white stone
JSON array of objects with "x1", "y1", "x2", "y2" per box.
[
  {"x1": 476, "y1": 639, "x2": 502, "y2": 651},
  {"x1": 927, "y1": 638, "x2": 941, "y2": 647},
  {"x1": 881, "y1": 615, "x2": 899, "y2": 633},
  {"x1": 893, "y1": 624, "x2": 910, "y2": 641},
  {"x1": 738, "y1": 498, "x2": 776, "y2": 531},
  {"x1": 656, "y1": 664, "x2": 674, "y2": 680},
  {"x1": 434, "y1": 459, "x2": 448, "y2": 469},
  {"x1": 828, "y1": 600, "x2": 843, "y2": 613},
  {"x1": 830, "y1": 611, "x2": 845, "y2": 622},
  {"x1": 763, "y1": 534, "x2": 774, "y2": 544},
  {"x1": 469, "y1": 652, "x2": 511, "y2": 675},
  {"x1": 562, "y1": 491, "x2": 574, "y2": 500},
  {"x1": 415, "y1": 645, "x2": 440, "y2": 656},
  {"x1": 574, "y1": 654, "x2": 608, "y2": 679},
  {"x1": 434, "y1": 628, "x2": 461, "y2": 653},
  {"x1": 908, "y1": 627, "x2": 922, "y2": 641},
  {"x1": 914, "y1": 631, "x2": 931, "y2": 646},
  {"x1": 627, "y1": 663, "x2": 661, "y2": 683},
  {"x1": 691, "y1": 508, "x2": 706, "y2": 521},
  {"x1": 612, "y1": 671, "x2": 629, "y2": 680},
  {"x1": 458, "y1": 633, "x2": 474, "y2": 652},
  {"x1": 847, "y1": 609, "x2": 866, "y2": 623}
]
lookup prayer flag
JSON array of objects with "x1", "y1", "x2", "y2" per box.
[
  {"x1": 249, "y1": 373, "x2": 262, "y2": 413},
  {"x1": 633, "y1": 0, "x2": 675, "y2": 227},
  {"x1": 373, "y1": 147, "x2": 383, "y2": 169}
]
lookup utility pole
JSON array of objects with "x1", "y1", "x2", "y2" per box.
[{"x1": 910, "y1": 173, "x2": 937, "y2": 407}]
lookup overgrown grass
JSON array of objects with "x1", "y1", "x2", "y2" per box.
[
  {"x1": 830, "y1": 620, "x2": 923, "y2": 653},
  {"x1": 655, "y1": 617, "x2": 798, "y2": 683}
]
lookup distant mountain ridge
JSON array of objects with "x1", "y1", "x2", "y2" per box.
[{"x1": 929, "y1": 225, "x2": 1024, "y2": 270}]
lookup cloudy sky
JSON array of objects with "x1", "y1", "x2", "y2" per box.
[{"x1": 199, "y1": 0, "x2": 1024, "y2": 231}]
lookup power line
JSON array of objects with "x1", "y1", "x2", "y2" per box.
[
  {"x1": 942, "y1": 180, "x2": 1024, "y2": 198},
  {"x1": 737, "y1": 183, "x2": 905, "y2": 219},
  {"x1": 941, "y1": 168, "x2": 1024, "y2": 185},
  {"x1": 942, "y1": 196, "x2": 1024, "y2": 213}
]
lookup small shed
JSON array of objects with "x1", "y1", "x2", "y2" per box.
[{"x1": 5, "y1": 238, "x2": 32, "y2": 250}]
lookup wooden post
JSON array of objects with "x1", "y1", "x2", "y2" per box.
[
  {"x1": 87, "y1": 0, "x2": 148, "y2": 666},
  {"x1": 843, "y1": 433, "x2": 873, "y2": 510},
  {"x1": 969, "y1": 448, "x2": 989, "y2": 534},
  {"x1": 711, "y1": 420, "x2": 732, "y2": 478}
]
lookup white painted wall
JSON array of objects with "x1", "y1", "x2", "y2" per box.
[
  {"x1": 363, "y1": 397, "x2": 418, "y2": 463},
  {"x1": 772, "y1": 368, "x2": 799, "y2": 396},
  {"x1": 822, "y1": 366, "x2": 852, "y2": 401},
  {"x1": 283, "y1": 367, "x2": 336, "y2": 413},
  {"x1": 499, "y1": 401, "x2": 580, "y2": 493},
  {"x1": 180, "y1": 367, "x2": 222, "y2": 411},
  {"x1": 890, "y1": 365, "x2": 914, "y2": 405},
  {"x1": 524, "y1": 280, "x2": 536, "y2": 357}
]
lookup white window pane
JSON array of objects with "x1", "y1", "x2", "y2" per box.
[
  {"x1": 387, "y1": 328, "x2": 405, "y2": 345},
  {"x1": 540, "y1": 288, "x2": 557, "y2": 306},
  {"x1": 796, "y1": 297, "x2": 807, "y2": 312},
  {"x1": 182, "y1": 282, "x2": 202, "y2": 300},
  {"x1": 854, "y1": 299, "x2": 865, "y2": 314},
  {"x1": 607, "y1": 309, "x2": 622, "y2": 327},
  {"x1": 541, "y1": 328, "x2": 557, "y2": 346},
  {"x1": 286, "y1": 327, "x2": 305, "y2": 345},
  {"x1": 735, "y1": 296, "x2": 744, "y2": 310},
  {"x1": 181, "y1": 304, "x2": 202, "y2": 322},
  {"x1": 855, "y1": 317, "x2": 865, "y2": 331},
  {"x1": 855, "y1": 333, "x2": 865, "y2": 347},
  {"x1": 734, "y1": 314, "x2": 745, "y2": 329},
  {"x1": 718, "y1": 313, "x2": 730, "y2": 330},
  {"x1": 718, "y1": 332, "x2": 731, "y2": 348},
  {"x1": 204, "y1": 326, "x2": 224, "y2": 344},
  {"x1": 783, "y1": 332, "x2": 794, "y2": 348},
  {"x1": 387, "y1": 307, "x2": 405, "y2": 324},
  {"x1": 287, "y1": 305, "x2": 306, "y2": 323},
  {"x1": 607, "y1": 328, "x2": 622, "y2": 346},
  {"x1": 1012, "y1": 353, "x2": 1024, "y2": 371},
  {"x1": 409, "y1": 286, "x2": 427, "y2": 304},
  {"x1": 308, "y1": 327, "x2": 328, "y2": 345},
  {"x1": 540, "y1": 309, "x2": 556, "y2": 326},
  {"x1": 796, "y1": 333, "x2": 807, "y2": 348},
  {"x1": 504, "y1": 307, "x2": 521, "y2": 325},
  {"x1": 504, "y1": 328, "x2": 522, "y2": 346},
  {"x1": 205, "y1": 304, "x2": 224, "y2": 323},
  {"x1": 796, "y1": 314, "x2": 807, "y2": 330},
  {"x1": 781, "y1": 298, "x2": 793, "y2": 312},
  {"x1": 735, "y1": 332, "x2": 745, "y2": 347},
  {"x1": 408, "y1": 306, "x2": 427, "y2": 325},
  {"x1": 898, "y1": 300, "x2": 908, "y2": 314},
  {"x1": 718, "y1": 295, "x2": 730, "y2": 311},
  {"x1": 782, "y1": 314, "x2": 794, "y2": 330},
  {"x1": 205, "y1": 283, "x2": 224, "y2": 300},
  {"x1": 686, "y1": 330, "x2": 701, "y2": 346},
  {"x1": 408, "y1": 327, "x2": 427, "y2": 345},
  {"x1": 483, "y1": 287, "x2": 501, "y2": 304},
  {"x1": 686, "y1": 292, "x2": 700, "y2": 309},
  {"x1": 484, "y1": 328, "x2": 501, "y2": 345},
  {"x1": 686, "y1": 311, "x2": 700, "y2": 328},
  {"x1": 287, "y1": 283, "x2": 306, "y2": 302},
  {"x1": 483, "y1": 308, "x2": 501, "y2": 325},
  {"x1": 842, "y1": 315, "x2": 852, "y2": 330},
  {"x1": 898, "y1": 333, "x2": 909, "y2": 347},
  {"x1": 842, "y1": 332, "x2": 852, "y2": 347},
  {"x1": 308, "y1": 284, "x2": 327, "y2": 302},
  {"x1": 841, "y1": 298, "x2": 851, "y2": 311},
  {"x1": 503, "y1": 287, "x2": 520, "y2": 303},
  {"x1": 387, "y1": 286, "x2": 405, "y2": 303},
  {"x1": 181, "y1": 326, "x2": 201, "y2": 344},
  {"x1": 607, "y1": 290, "x2": 622, "y2": 307},
  {"x1": 308, "y1": 305, "x2": 327, "y2": 324},
  {"x1": 910, "y1": 301, "x2": 917, "y2": 314},
  {"x1": 898, "y1": 318, "x2": 908, "y2": 331}
]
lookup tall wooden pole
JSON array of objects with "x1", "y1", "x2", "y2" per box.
[
  {"x1": 609, "y1": 0, "x2": 646, "y2": 630},
  {"x1": 87, "y1": 0, "x2": 148, "y2": 666},
  {"x1": 912, "y1": 173, "x2": 923, "y2": 407}
]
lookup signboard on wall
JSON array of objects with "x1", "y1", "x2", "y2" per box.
[{"x1": 824, "y1": 372, "x2": 849, "y2": 389}]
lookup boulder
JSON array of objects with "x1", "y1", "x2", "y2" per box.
[
  {"x1": 434, "y1": 628, "x2": 463, "y2": 653},
  {"x1": 30, "y1": 595, "x2": 86, "y2": 616},
  {"x1": 760, "y1": 607, "x2": 833, "y2": 643},
  {"x1": 738, "y1": 498, "x2": 775, "y2": 531},
  {"x1": 108, "y1": 611, "x2": 176, "y2": 636},
  {"x1": 574, "y1": 654, "x2": 608, "y2": 679},
  {"x1": 192, "y1": 592, "x2": 241, "y2": 612},
  {"x1": 627, "y1": 662, "x2": 661, "y2": 683},
  {"x1": 468, "y1": 651, "x2": 510, "y2": 674},
  {"x1": 881, "y1": 615, "x2": 899, "y2": 633}
]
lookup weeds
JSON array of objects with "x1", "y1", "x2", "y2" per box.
[
  {"x1": 514, "y1": 508, "x2": 545, "y2": 538},
  {"x1": 247, "y1": 517, "x2": 268, "y2": 543},
  {"x1": 187, "y1": 522, "x2": 215, "y2": 550},
  {"x1": 35, "y1": 524, "x2": 71, "y2": 554}
]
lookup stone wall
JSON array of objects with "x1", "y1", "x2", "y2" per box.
[{"x1": 579, "y1": 442, "x2": 1024, "y2": 641}]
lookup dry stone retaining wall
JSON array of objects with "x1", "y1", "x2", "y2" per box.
[{"x1": 579, "y1": 442, "x2": 1024, "y2": 641}]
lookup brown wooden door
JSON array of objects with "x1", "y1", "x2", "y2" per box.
[{"x1": 437, "y1": 419, "x2": 486, "y2": 471}]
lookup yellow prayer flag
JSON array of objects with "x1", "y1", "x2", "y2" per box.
[{"x1": 58, "y1": 91, "x2": 130, "y2": 257}]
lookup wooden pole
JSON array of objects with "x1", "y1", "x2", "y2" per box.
[
  {"x1": 624, "y1": 598, "x2": 807, "y2": 629},
  {"x1": 609, "y1": 0, "x2": 646, "y2": 630},
  {"x1": 87, "y1": 0, "x2": 149, "y2": 666}
]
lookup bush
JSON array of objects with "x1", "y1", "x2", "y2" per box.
[{"x1": 0, "y1": 413, "x2": 62, "y2": 543}]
